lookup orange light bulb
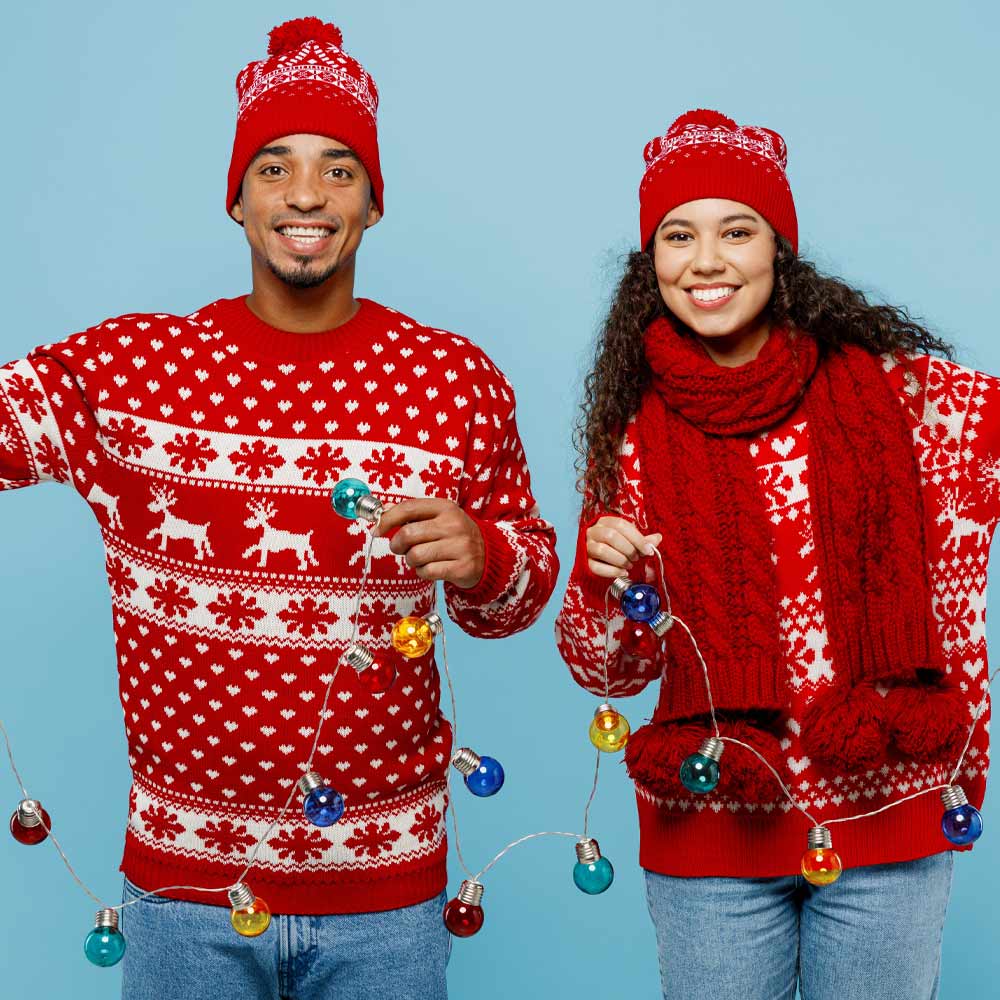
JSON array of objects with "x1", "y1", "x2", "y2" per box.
[{"x1": 800, "y1": 826, "x2": 843, "y2": 886}]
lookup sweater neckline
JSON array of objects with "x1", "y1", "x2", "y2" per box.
[{"x1": 203, "y1": 295, "x2": 386, "y2": 363}]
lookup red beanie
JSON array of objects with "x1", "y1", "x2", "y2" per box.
[
  {"x1": 226, "y1": 17, "x2": 384, "y2": 219},
  {"x1": 639, "y1": 109, "x2": 797, "y2": 253}
]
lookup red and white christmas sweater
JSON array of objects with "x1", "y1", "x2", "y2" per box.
[
  {"x1": 0, "y1": 295, "x2": 558, "y2": 913},
  {"x1": 556, "y1": 352, "x2": 998, "y2": 877}
]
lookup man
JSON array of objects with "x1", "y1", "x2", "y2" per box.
[{"x1": 0, "y1": 17, "x2": 557, "y2": 999}]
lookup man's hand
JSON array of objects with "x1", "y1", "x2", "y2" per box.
[{"x1": 373, "y1": 499, "x2": 486, "y2": 589}]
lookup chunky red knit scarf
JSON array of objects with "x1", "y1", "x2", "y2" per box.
[{"x1": 625, "y1": 318, "x2": 967, "y2": 800}]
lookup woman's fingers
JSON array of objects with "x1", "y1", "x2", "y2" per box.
[
  {"x1": 587, "y1": 540, "x2": 633, "y2": 569},
  {"x1": 587, "y1": 558, "x2": 630, "y2": 579}
]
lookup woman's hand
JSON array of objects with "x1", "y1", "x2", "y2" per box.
[{"x1": 586, "y1": 516, "x2": 662, "y2": 584}]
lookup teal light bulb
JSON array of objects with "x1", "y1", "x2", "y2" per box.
[
  {"x1": 573, "y1": 838, "x2": 615, "y2": 895},
  {"x1": 679, "y1": 737, "x2": 725, "y2": 794},
  {"x1": 84, "y1": 910, "x2": 126, "y2": 967},
  {"x1": 331, "y1": 478, "x2": 371, "y2": 519},
  {"x1": 680, "y1": 753, "x2": 720, "y2": 793}
]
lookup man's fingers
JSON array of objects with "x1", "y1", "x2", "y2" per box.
[
  {"x1": 374, "y1": 498, "x2": 448, "y2": 536},
  {"x1": 402, "y1": 540, "x2": 460, "y2": 569},
  {"x1": 387, "y1": 518, "x2": 446, "y2": 555}
]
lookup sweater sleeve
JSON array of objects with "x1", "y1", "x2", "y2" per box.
[
  {"x1": 966, "y1": 366, "x2": 1000, "y2": 525},
  {"x1": 0, "y1": 337, "x2": 100, "y2": 495},
  {"x1": 553, "y1": 416, "x2": 663, "y2": 699},
  {"x1": 442, "y1": 355, "x2": 559, "y2": 639},
  {"x1": 886, "y1": 351, "x2": 1000, "y2": 528}
]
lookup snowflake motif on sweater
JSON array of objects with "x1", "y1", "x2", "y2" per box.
[
  {"x1": 555, "y1": 352, "x2": 998, "y2": 878},
  {"x1": 0, "y1": 295, "x2": 558, "y2": 914}
]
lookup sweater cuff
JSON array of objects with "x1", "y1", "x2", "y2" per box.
[{"x1": 452, "y1": 517, "x2": 520, "y2": 606}]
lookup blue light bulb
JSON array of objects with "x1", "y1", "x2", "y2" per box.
[
  {"x1": 621, "y1": 584, "x2": 661, "y2": 623},
  {"x1": 941, "y1": 786, "x2": 984, "y2": 846},
  {"x1": 679, "y1": 737, "x2": 725, "y2": 794},
  {"x1": 331, "y1": 478, "x2": 371, "y2": 519},
  {"x1": 452, "y1": 748, "x2": 505, "y2": 797},
  {"x1": 465, "y1": 756, "x2": 505, "y2": 797},
  {"x1": 84, "y1": 910, "x2": 126, "y2": 967},
  {"x1": 573, "y1": 839, "x2": 614, "y2": 894},
  {"x1": 299, "y1": 771, "x2": 345, "y2": 827}
]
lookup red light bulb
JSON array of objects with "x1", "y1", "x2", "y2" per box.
[
  {"x1": 345, "y1": 642, "x2": 397, "y2": 694},
  {"x1": 443, "y1": 880, "x2": 485, "y2": 938},
  {"x1": 356, "y1": 656, "x2": 396, "y2": 693},
  {"x1": 621, "y1": 620, "x2": 658, "y2": 657},
  {"x1": 10, "y1": 799, "x2": 50, "y2": 845}
]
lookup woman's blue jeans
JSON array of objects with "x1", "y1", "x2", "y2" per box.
[
  {"x1": 644, "y1": 852, "x2": 954, "y2": 1000},
  {"x1": 119, "y1": 878, "x2": 451, "y2": 999}
]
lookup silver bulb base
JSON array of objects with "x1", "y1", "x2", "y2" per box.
[
  {"x1": 297, "y1": 771, "x2": 325, "y2": 796},
  {"x1": 575, "y1": 838, "x2": 601, "y2": 864},
  {"x1": 95, "y1": 908, "x2": 119, "y2": 931},
  {"x1": 457, "y1": 879, "x2": 484, "y2": 906},
  {"x1": 345, "y1": 643, "x2": 375, "y2": 673},
  {"x1": 594, "y1": 703, "x2": 615, "y2": 719},
  {"x1": 649, "y1": 611, "x2": 674, "y2": 636},
  {"x1": 698, "y1": 736, "x2": 724, "y2": 762},
  {"x1": 807, "y1": 825, "x2": 833, "y2": 850},
  {"x1": 609, "y1": 577, "x2": 633, "y2": 602},
  {"x1": 228, "y1": 883, "x2": 256, "y2": 910},
  {"x1": 16, "y1": 799, "x2": 43, "y2": 828},
  {"x1": 425, "y1": 612, "x2": 444, "y2": 636},
  {"x1": 941, "y1": 785, "x2": 969, "y2": 811},
  {"x1": 451, "y1": 747, "x2": 482, "y2": 777},
  {"x1": 355, "y1": 494, "x2": 384, "y2": 522}
]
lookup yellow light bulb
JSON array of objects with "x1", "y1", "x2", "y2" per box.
[
  {"x1": 800, "y1": 827, "x2": 843, "y2": 886},
  {"x1": 230, "y1": 895, "x2": 272, "y2": 937},
  {"x1": 801, "y1": 848, "x2": 843, "y2": 886},
  {"x1": 588, "y1": 704, "x2": 630, "y2": 753},
  {"x1": 392, "y1": 616, "x2": 434, "y2": 658}
]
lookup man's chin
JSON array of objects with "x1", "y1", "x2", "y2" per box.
[{"x1": 266, "y1": 256, "x2": 340, "y2": 290}]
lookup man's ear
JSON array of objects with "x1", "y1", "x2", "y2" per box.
[
  {"x1": 365, "y1": 197, "x2": 382, "y2": 230},
  {"x1": 230, "y1": 197, "x2": 245, "y2": 226}
]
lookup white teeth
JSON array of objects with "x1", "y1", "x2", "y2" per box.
[
  {"x1": 278, "y1": 226, "x2": 331, "y2": 238},
  {"x1": 690, "y1": 286, "x2": 738, "y2": 302}
]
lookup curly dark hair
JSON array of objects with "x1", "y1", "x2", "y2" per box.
[{"x1": 574, "y1": 236, "x2": 956, "y2": 512}]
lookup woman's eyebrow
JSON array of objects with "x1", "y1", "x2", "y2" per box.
[{"x1": 658, "y1": 213, "x2": 759, "y2": 232}]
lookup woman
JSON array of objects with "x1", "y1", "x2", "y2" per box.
[{"x1": 555, "y1": 109, "x2": 1000, "y2": 999}]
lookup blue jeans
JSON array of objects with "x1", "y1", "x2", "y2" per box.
[
  {"x1": 119, "y1": 878, "x2": 451, "y2": 999},
  {"x1": 645, "y1": 852, "x2": 954, "y2": 1000}
]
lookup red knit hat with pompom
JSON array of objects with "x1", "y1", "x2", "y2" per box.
[
  {"x1": 226, "y1": 17, "x2": 383, "y2": 218},
  {"x1": 639, "y1": 109, "x2": 797, "y2": 252}
]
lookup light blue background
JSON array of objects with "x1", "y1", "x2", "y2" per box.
[{"x1": 1, "y1": 2, "x2": 997, "y2": 996}]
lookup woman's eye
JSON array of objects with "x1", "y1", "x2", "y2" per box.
[
  {"x1": 725, "y1": 229, "x2": 751, "y2": 239},
  {"x1": 666, "y1": 232, "x2": 691, "y2": 243}
]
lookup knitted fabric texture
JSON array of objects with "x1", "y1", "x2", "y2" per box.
[
  {"x1": 226, "y1": 17, "x2": 384, "y2": 215},
  {"x1": 639, "y1": 109, "x2": 798, "y2": 252},
  {"x1": 0, "y1": 295, "x2": 558, "y2": 913},
  {"x1": 632, "y1": 320, "x2": 955, "y2": 798},
  {"x1": 556, "y1": 348, "x2": 999, "y2": 877}
]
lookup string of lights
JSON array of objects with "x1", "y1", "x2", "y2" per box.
[{"x1": 3, "y1": 479, "x2": 990, "y2": 964}]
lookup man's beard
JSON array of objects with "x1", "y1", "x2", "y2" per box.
[{"x1": 265, "y1": 253, "x2": 340, "y2": 290}]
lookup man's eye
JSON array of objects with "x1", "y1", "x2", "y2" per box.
[
  {"x1": 328, "y1": 167, "x2": 352, "y2": 180},
  {"x1": 260, "y1": 165, "x2": 285, "y2": 177}
]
